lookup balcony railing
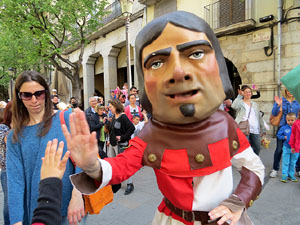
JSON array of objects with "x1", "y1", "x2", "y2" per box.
[
  {"x1": 204, "y1": 0, "x2": 254, "y2": 30},
  {"x1": 99, "y1": 0, "x2": 122, "y2": 25}
]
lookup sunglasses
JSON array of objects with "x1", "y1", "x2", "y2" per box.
[{"x1": 18, "y1": 90, "x2": 46, "y2": 101}]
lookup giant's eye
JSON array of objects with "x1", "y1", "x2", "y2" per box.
[
  {"x1": 189, "y1": 50, "x2": 204, "y2": 59},
  {"x1": 151, "y1": 60, "x2": 163, "y2": 69}
]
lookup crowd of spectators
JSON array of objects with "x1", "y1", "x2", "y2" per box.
[{"x1": 1, "y1": 77, "x2": 300, "y2": 224}]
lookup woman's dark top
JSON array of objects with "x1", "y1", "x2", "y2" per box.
[{"x1": 109, "y1": 114, "x2": 135, "y2": 146}]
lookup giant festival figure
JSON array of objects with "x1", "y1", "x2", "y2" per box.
[{"x1": 62, "y1": 11, "x2": 265, "y2": 225}]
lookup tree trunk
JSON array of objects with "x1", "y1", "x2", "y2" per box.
[{"x1": 71, "y1": 71, "x2": 82, "y2": 108}]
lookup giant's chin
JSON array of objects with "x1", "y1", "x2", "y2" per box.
[{"x1": 179, "y1": 104, "x2": 195, "y2": 117}]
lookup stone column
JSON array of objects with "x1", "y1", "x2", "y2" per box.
[
  {"x1": 100, "y1": 47, "x2": 120, "y2": 104},
  {"x1": 83, "y1": 57, "x2": 97, "y2": 109}
]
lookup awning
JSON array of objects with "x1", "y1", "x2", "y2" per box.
[{"x1": 281, "y1": 64, "x2": 300, "y2": 103}]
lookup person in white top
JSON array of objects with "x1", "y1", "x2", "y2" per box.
[{"x1": 232, "y1": 85, "x2": 266, "y2": 155}]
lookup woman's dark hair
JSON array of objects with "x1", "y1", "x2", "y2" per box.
[
  {"x1": 135, "y1": 11, "x2": 233, "y2": 114},
  {"x1": 12, "y1": 71, "x2": 53, "y2": 142},
  {"x1": 108, "y1": 99, "x2": 124, "y2": 114},
  {"x1": 128, "y1": 94, "x2": 136, "y2": 100},
  {"x1": 3, "y1": 102, "x2": 12, "y2": 128},
  {"x1": 241, "y1": 85, "x2": 252, "y2": 92}
]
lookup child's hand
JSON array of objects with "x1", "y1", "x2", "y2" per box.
[
  {"x1": 41, "y1": 139, "x2": 70, "y2": 180},
  {"x1": 284, "y1": 136, "x2": 287, "y2": 140},
  {"x1": 292, "y1": 148, "x2": 295, "y2": 154}
]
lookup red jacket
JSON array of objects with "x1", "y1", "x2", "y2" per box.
[{"x1": 289, "y1": 119, "x2": 300, "y2": 152}]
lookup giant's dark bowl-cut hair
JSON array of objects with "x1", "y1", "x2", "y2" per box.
[
  {"x1": 135, "y1": 11, "x2": 233, "y2": 114},
  {"x1": 12, "y1": 71, "x2": 53, "y2": 142}
]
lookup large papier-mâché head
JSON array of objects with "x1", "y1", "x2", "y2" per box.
[{"x1": 136, "y1": 11, "x2": 233, "y2": 124}]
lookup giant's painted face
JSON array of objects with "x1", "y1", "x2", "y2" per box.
[{"x1": 142, "y1": 23, "x2": 225, "y2": 124}]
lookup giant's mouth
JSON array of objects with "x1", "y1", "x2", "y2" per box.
[{"x1": 167, "y1": 89, "x2": 199, "y2": 99}]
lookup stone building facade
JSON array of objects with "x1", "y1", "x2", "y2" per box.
[{"x1": 57, "y1": 0, "x2": 300, "y2": 134}]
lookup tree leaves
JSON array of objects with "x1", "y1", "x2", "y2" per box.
[{"x1": 0, "y1": 0, "x2": 109, "y2": 100}]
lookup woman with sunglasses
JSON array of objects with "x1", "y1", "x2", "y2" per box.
[{"x1": 6, "y1": 71, "x2": 86, "y2": 225}]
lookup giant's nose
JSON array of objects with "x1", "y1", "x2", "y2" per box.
[{"x1": 164, "y1": 66, "x2": 193, "y2": 86}]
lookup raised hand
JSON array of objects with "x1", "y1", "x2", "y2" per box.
[
  {"x1": 41, "y1": 139, "x2": 70, "y2": 180},
  {"x1": 61, "y1": 108, "x2": 100, "y2": 178},
  {"x1": 238, "y1": 89, "x2": 244, "y2": 96},
  {"x1": 274, "y1": 96, "x2": 282, "y2": 106}
]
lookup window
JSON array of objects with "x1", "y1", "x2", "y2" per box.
[{"x1": 204, "y1": 0, "x2": 254, "y2": 30}]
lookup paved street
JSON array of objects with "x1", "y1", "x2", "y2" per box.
[{"x1": 1, "y1": 138, "x2": 300, "y2": 225}]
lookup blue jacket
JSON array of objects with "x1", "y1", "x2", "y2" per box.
[
  {"x1": 277, "y1": 124, "x2": 292, "y2": 148},
  {"x1": 271, "y1": 97, "x2": 300, "y2": 127}
]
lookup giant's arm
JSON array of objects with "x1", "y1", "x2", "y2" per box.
[
  {"x1": 230, "y1": 129, "x2": 265, "y2": 209},
  {"x1": 70, "y1": 137, "x2": 145, "y2": 194}
]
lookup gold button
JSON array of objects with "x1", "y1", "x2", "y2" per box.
[
  {"x1": 148, "y1": 154, "x2": 157, "y2": 163},
  {"x1": 232, "y1": 140, "x2": 238, "y2": 150},
  {"x1": 249, "y1": 200, "x2": 254, "y2": 207},
  {"x1": 195, "y1": 154, "x2": 205, "y2": 163},
  {"x1": 256, "y1": 195, "x2": 260, "y2": 200}
]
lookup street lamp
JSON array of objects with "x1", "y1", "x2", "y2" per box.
[{"x1": 119, "y1": 0, "x2": 134, "y2": 88}]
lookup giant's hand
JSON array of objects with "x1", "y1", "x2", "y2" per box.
[
  {"x1": 209, "y1": 205, "x2": 243, "y2": 225},
  {"x1": 61, "y1": 108, "x2": 99, "y2": 176}
]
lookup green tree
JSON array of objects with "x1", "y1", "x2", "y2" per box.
[
  {"x1": 0, "y1": 25, "x2": 44, "y2": 87},
  {"x1": 0, "y1": 0, "x2": 108, "y2": 103}
]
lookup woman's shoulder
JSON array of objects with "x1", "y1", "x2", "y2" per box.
[
  {"x1": 292, "y1": 99, "x2": 300, "y2": 105},
  {"x1": 53, "y1": 110, "x2": 72, "y2": 123},
  {"x1": 120, "y1": 113, "x2": 128, "y2": 119},
  {"x1": 120, "y1": 113, "x2": 131, "y2": 123}
]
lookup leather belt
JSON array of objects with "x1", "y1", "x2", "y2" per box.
[
  {"x1": 164, "y1": 197, "x2": 210, "y2": 223},
  {"x1": 163, "y1": 198, "x2": 229, "y2": 225}
]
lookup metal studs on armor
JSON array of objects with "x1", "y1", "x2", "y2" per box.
[
  {"x1": 147, "y1": 154, "x2": 157, "y2": 163},
  {"x1": 232, "y1": 140, "x2": 238, "y2": 150},
  {"x1": 195, "y1": 154, "x2": 205, "y2": 163},
  {"x1": 249, "y1": 200, "x2": 254, "y2": 207}
]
